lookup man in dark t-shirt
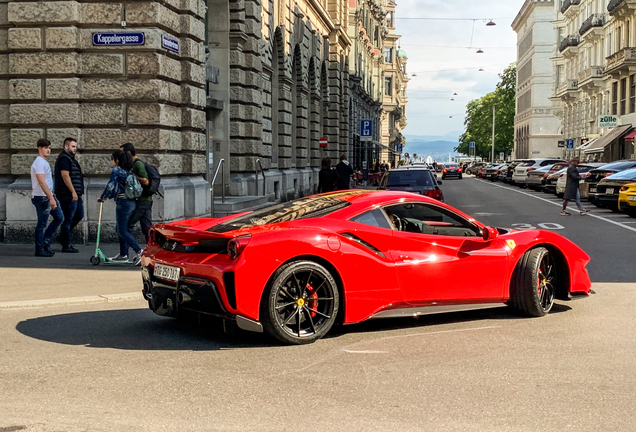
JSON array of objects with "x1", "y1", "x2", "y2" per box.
[
  {"x1": 54, "y1": 137, "x2": 84, "y2": 253},
  {"x1": 121, "y1": 143, "x2": 152, "y2": 258}
]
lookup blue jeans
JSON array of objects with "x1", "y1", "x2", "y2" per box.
[
  {"x1": 31, "y1": 196, "x2": 64, "y2": 252},
  {"x1": 116, "y1": 198, "x2": 140, "y2": 256},
  {"x1": 57, "y1": 195, "x2": 84, "y2": 247}
]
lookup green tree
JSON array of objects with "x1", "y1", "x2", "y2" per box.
[{"x1": 456, "y1": 64, "x2": 516, "y2": 161}]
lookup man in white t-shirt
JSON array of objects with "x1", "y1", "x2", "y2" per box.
[{"x1": 31, "y1": 139, "x2": 63, "y2": 257}]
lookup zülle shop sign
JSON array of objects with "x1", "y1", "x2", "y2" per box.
[
  {"x1": 93, "y1": 32, "x2": 145, "y2": 46},
  {"x1": 599, "y1": 115, "x2": 619, "y2": 128}
]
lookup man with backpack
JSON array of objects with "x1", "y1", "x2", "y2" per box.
[{"x1": 121, "y1": 143, "x2": 156, "y2": 246}]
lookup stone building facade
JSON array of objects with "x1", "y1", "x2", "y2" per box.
[
  {"x1": 550, "y1": 0, "x2": 636, "y2": 162},
  {"x1": 0, "y1": 0, "x2": 408, "y2": 242},
  {"x1": 512, "y1": 0, "x2": 562, "y2": 160}
]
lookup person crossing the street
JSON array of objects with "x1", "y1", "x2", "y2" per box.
[{"x1": 561, "y1": 157, "x2": 588, "y2": 216}]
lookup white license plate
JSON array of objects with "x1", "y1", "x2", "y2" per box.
[
  {"x1": 590, "y1": 187, "x2": 597, "y2": 193},
  {"x1": 606, "y1": 188, "x2": 614, "y2": 195},
  {"x1": 154, "y1": 263, "x2": 180, "y2": 282},
  {"x1": 629, "y1": 196, "x2": 636, "y2": 201}
]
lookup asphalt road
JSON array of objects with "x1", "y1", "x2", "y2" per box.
[
  {"x1": 1, "y1": 177, "x2": 635, "y2": 431},
  {"x1": 442, "y1": 176, "x2": 636, "y2": 282}
]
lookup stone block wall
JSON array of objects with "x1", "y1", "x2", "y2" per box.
[{"x1": 0, "y1": 0, "x2": 208, "y2": 242}]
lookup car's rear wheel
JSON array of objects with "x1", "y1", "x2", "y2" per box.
[
  {"x1": 261, "y1": 260, "x2": 339, "y2": 345},
  {"x1": 509, "y1": 247, "x2": 556, "y2": 317}
]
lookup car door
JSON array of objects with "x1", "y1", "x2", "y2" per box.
[{"x1": 382, "y1": 202, "x2": 510, "y2": 305}]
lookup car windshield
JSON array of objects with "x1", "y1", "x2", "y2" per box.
[
  {"x1": 386, "y1": 170, "x2": 435, "y2": 187},
  {"x1": 208, "y1": 192, "x2": 357, "y2": 232},
  {"x1": 446, "y1": 164, "x2": 459, "y2": 168},
  {"x1": 606, "y1": 168, "x2": 636, "y2": 181},
  {"x1": 521, "y1": 160, "x2": 536, "y2": 167}
]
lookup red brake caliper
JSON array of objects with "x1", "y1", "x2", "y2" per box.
[
  {"x1": 537, "y1": 270, "x2": 543, "y2": 296},
  {"x1": 305, "y1": 283, "x2": 319, "y2": 317}
]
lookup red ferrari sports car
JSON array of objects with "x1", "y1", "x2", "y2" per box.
[{"x1": 141, "y1": 190, "x2": 591, "y2": 344}]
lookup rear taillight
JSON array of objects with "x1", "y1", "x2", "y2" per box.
[
  {"x1": 559, "y1": 174, "x2": 564, "y2": 177},
  {"x1": 621, "y1": 186, "x2": 629, "y2": 192},
  {"x1": 458, "y1": 168, "x2": 463, "y2": 173},
  {"x1": 527, "y1": 168, "x2": 536, "y2": 172},
  {"x1": 423, "y1": 189, "x2": 442, "y2": 199},
  {"x1": 443, "y1": 169, "x2": 448, "y2": 173},
  {"x1": 227, "y1": 235, "x2": 251, "y2": 260},
  {"x1": 542, "y1": 174, "x2": 547, "y2": 179},
  {"x1": 605, "y1": 173, "x2": 612, "y2": 177}
]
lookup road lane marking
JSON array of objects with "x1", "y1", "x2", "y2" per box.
[
  {"x1": 475, "y1": 179, "x2": 636, "y2": 234},
  {"x1": 343, "y1": 350, "x2": 389, "y2": 354}
]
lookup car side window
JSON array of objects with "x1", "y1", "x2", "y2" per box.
[
  {"x1": 383, "y1": 203, "x2": 480, "y2": 237},
  {"x1": 350, "y1": 208, "x2": 393, "y2": 230}
]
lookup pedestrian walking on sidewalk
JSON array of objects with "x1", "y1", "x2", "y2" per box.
[
  {"x1": 318, "y1": 157, "x2": 336, "y2": 193},
  {"x1": 335, "y1": 154, "x2": 354, "y2": 190},
  {"x1": 120, "y1": 143, "x2": 152, "y2": 245},
  {"x1": 30, "y1": 139, "x2": 63, "y2": 257},
  {"x1": 98, "y1": 150, "x2": 142, "y2": 264},
  {"x1": 561, "y1": 157, "x2": 588, "y2": 216},
  {"x1": 54, "y1": 137, "x2": 84, "y2": 253}
]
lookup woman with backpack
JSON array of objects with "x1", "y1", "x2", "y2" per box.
[{"x1": 98, "y1": 150, "x2": 142, "y2": 263}]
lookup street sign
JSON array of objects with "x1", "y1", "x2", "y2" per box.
[
  {"x1": 558, "y1": 140, "x2": 565, "y2": 148},
  {"x1": 566, "y1": 139, "x2": 574, "y2": 149},
  {"x1": 360, "y1": 120, "x2": 373, "y2": 142},
  {"x1": 599, "y1": 115, "x2": 618, "y2": 128},
  {"x1": 319, "y1": 137, "x2": 328, "y2": 148},
  {"x1": 92, "y1": 32, "x2": 145, "y2": 46},
  {"x1": 499, "y1": 152, "x2": 504, "y2": 160},
  {"x1": 469, "y1": 142, "x2": 475, "y2": 147},
  {"x1": 161, "y1": 35, "x2": 179, "y2": 53}
]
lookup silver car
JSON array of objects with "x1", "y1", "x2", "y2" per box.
[{"x1": 512, "y1": 158, "x2": 565, "y2": 187}]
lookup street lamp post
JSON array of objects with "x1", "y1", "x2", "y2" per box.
[{"x1": 491, "y1": 105, "x2": 496, "y2": 162}]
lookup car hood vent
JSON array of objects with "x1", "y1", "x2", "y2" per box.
[{"x1": 340, "y1": 232, "x2": 386, "y2": 258}]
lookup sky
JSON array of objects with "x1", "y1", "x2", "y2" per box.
[{"x1": 395, "y1": 0, "x2": 526, "y2": 138}]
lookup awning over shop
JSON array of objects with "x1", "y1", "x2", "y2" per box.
[
  {"x1": 624, "y1": 129, "x2": 636, "y2": 142},
  {"x1": 583, "y1": 124, "x2": 632, "y2": 154}
]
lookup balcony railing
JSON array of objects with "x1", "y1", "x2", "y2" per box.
[
  {"x1": 561, "y1": 0, "x2": 581, "y2": 14},
  {"x1": 579, "y1": 13, "x2": 607, "y2": 36},
  {"x1": 606, "y1": 47, "x2": 636, "y2": 73},
  {"x1": 559, "y1": 36, "x2": 580, "y2": 53},
  {"x1": 557, "y1": 79, "x2": 578, "y2": 96},
  {"x1": 578, "y1": 66, "x2": 605, "y2": 83},
  {"x1": 608, "y1": 0, "x2": 625, "y2": 13}
]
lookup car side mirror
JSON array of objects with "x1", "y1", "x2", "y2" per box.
[
  {"x1": 482, "y1": 226, "x2": 499, "y2": 241},
  {"x1": 437, "y1": 180, "x2": 443, "y2": 185}
]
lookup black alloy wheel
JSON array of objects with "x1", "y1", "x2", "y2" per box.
[
  {"x1": 261, "y1": 260, "x2": 339, "y2": 345},
  {"x1": 509, "y1": 247, "x2": 556, "y2": 317}
]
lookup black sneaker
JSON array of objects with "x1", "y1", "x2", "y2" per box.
[
  {"x1": 43, "y1": 238, "x2": 53, "y2": 253},
  {"x1": 62, "y1": 245, "x2": 80, "y2": 253},
  {"x1": 35, "y1": 250, "x2": 55, "y2": 257}
]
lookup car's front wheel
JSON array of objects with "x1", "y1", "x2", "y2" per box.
[
  {"x1": 509, "y1": 247, "x2": 556, "y2": 317},
  {"x1": 261, "y1": 260, "x2": 339, "y2": 345}
]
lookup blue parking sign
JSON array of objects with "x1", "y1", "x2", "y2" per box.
[
  {"x1": 469, "y1": 142, "x2": 475, "y2": 147},
  {"x1": 566, "y1": 139, "x2": 574, "y2": 149},
  {"x1": 360, "y1": 120, "x2": 373, "y2": 142}
]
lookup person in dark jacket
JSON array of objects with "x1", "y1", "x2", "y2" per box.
[
  {"x1": 318, "y1": 157, "x2": 336, "y2": 193},
  {"x1": 335, "y1": 154, "x2": 354, "y2": 190},
  {"x1": 561, "y1": 157, "x2": 588, "y2": 216},
  {"x1": 54, "y1": 137, "x2": 84, "y2": 253},
  {"x1": 98, "y1": 150, "x2": 142, "y2": 263}
]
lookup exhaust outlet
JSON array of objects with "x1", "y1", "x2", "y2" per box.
[{"x1": 178, "y1": 291, "x2": 192, "y2": 304}]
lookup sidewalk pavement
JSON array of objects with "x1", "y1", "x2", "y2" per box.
[{"x1": 0, "y1": 243, "x2": 143, "y2": 309}]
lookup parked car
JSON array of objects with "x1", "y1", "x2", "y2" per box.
[
  {"x1": 584, "y1": 160, "x2": 636, "y2": 206},
  {"x1": 482, "y1": 163, "x2": 503, "y2": 181},
  {"x1": 441, "y1": 163, "x2": 463, "y2": 180},
  {"x1": 512, "y1": 158, "x2": 565, "y2": 187},
  {"x1": 555, "y1": 164, "x2": 603, "y2": 197},
  {"x1": 525, "y1": 165, "x2": 554, "y2": 190},
  {"x1": 477, "y1": 165, "x2": 486, "y2": 178},
  {"x1": 618, "y1": 182, "x2": 636, "y2": 217},
  {"x1": 504, "y1": 160, "x2": 527, "y2": 184},
  {"x1": 466, "y1": 162, "x2": 487, "y2": 175},
  {"x1": 538, "y1": 162, "x2": 569, "y2": 192},
  {"x1": 497, "y1": 163, "x2": 510, "y2": 182},
  {"x1": 378, "y1": 166, "x2": 444, "y2": 201},
  {"x1": 141, "y1": 190, "x2": 592, "y2": 344},
  {"x1": 545, "y1": 168, "x2": 567, "y2": 195},
  {"x1": 594, "y1": 168, "x2": 636, "y2": 211}
]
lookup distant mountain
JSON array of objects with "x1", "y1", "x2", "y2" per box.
[
  {"x1": 403, "y1": 132, "x2": 464, "y2": 162},
  {"x1": 404, "y1": 131, "x2": 463, "y2": 143}
]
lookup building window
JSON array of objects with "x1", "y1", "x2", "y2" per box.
[
  {"x1": 386, "y1": 12, "x2": 394, "y2": 28},
  {"x1": 558, "y1": 27, "x2": 565, "y2": 44},
  {"x1": 621, "y1": 77, "x2": 627, "y2": 115},
  {"x1": 556, "y1": 65, "x2": 564, "y2": 88},
  {"x1": 612, "y1": 81, "x2": 618, "y2": 116},
  {"x1": 384, "y1": 76, "x2": 393, "y2": 96},
  {"x1": 384, "y1": 47, "x2": 393, "y2": 63},
  {"x1": 631, "y1": 75, "x2": 636, "y2": 113}
]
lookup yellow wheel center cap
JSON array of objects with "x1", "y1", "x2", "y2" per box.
[{"x1": 297, "y1": 298, "x2": 305, "y2": 307}]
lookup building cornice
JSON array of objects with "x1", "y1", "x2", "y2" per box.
[{"x1": 512, "y1": 0, "x2": 554, "y2": 32}]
